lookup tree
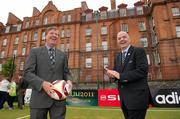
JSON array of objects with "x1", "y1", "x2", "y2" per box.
[{"x1": 2, "y1": 57, "x2": 16, "y2": 80}]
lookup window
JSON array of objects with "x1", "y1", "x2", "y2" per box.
[
  {"x1": 43, "y1": 17, "x2": 48, "y2": 25},
  {"x1": 62, "y1": 15, "x2": 66, "y2": 23},
  {"x1": 14, "y1": 36, "x2": 19, "y2": 45},
  {"x1": 103, "y1": 57, "x2": 108, "y2": 67},
  {"x1": 85, "y1": 28, "x2": 92, "y2": 36},
  {"x1": 100, "y1": 11, "x2": 107, "y2": 19},
  {"x1": 61, "y1": 30, "x2": 65, "y2": 38},
  {"x1": 140, "y1": 37, "x2": 148, "y2": 47},
  {"x1": 60, "y1": 44, "x2": 64, "y2": 51},
  {"x1": 86, "y1": 43, "x2": 92, "y2": 52},
  {"x1": 147, "y1": 54, "x2": 150, "y2": 65},
  {"x1": 20, "y1": 62, "x2": 24, "y2": 70},
  {"x1": 0, "y1": 64, "x2": 2, "y2": 72},
  {"x1": 34, "y1": 32, "x2": 38, "y2": 41},
  {"x1": 86, "y1": 13, "x2": 92, "y2": 21},
  {"x1": 22, "y1": 48, "x2": 26, "y2": 56},
  {"x1": 25, "y1": 22, "x2": 29, "y2": 28},
  {"x1": 66, "y1": 43, "x2": 70, "y2": 51},
  {"x1": 0, "y1": 51, "x2": 5, "y2": 58},
  {"x1": 5, "y1": 26, "x2": 10, "y2": 33},
  {"x1": 171, "y1": 7, "x2": 180, "y2": 16},
  {"x1": 35, "y1": 20, "x2": 39, "y2": 26},
  {"x1": 13, "y1": 49, "x2": 17, "y2": 57},
  {"x1": 102, "y1": 41, "x2": 108, "y2": 50},
  {"x1": 108, "y1": 10, "x2": 118, "y2": 18},
  {"x1": 17, "y1": 24, "x2": 21, "y2": 31},
  {"x1": 85, "y1": 75, "x2": 92, "y2": 82},
  {"x1": 66, "y1": 29, "x2": 71, "y2": 37},
  {"x1": 67, "y1": 15, "x2": 71, "y2": 22},
  {"x1": 2, "y1": 39, "x2": 7, "y2": 46},
  {"x1": 138, "y1": 21, "x2": 146, "y2": 31},
  {"x1": 86, "y1": 58, "x2": 92, "y2": 68},
  {"x1": 121, "y1": 23, "x2": 128, "y2": 32},
  {"x1": 42, "y1": 31, "x2": 46, "y2": 40},
  {"x1": 119, "y1": 9, "x2": 127, "y2": 17},
  {"x1": 136, "y1": 6, "x2": 143, "y2": 15},
  {"x1": 101, "y1": 26, "x2": 107, "y2": 35},
  {"x1": 153, "y1": 50, "x2": 160, "y2": 65},
  {"x1": 176, "y1": 26, "x2": 180, "y2": 37},
  {"x1": 23, "y1": 34, "x2": 27, "y2": 42}
]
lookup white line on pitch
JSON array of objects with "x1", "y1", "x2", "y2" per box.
[{"x1": 16, "y1": 115, "x2": 30, "y2": 119}]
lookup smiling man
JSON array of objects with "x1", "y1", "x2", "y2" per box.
[
  {"x1": 105, "y1": 31, "x2": 151, "y2": 119},
  {"x1": 24, "y1": 27, "x2": 72, "y2": 119}
]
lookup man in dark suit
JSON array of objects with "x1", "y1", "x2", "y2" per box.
[
  {"x1": 24, "y1": 27, "x2": 72, "y2": 119},
  {"x1": 105, "y1": 31, "x2": 150, "y2": 119}
]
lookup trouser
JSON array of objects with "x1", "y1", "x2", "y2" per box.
[
  {"x1": 121, "y1": 101, "x2": 147, "y2": 119},
  {"x1": 30, "y1": 103, "x2": 66, "y2": 119},
  {"x1": 0, "y1": 91, "x2": 8, "y2": 109}
]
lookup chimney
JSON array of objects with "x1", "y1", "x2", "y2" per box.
[{"x1": 110, "y1": 0, "x2": 116, "y2": 10}]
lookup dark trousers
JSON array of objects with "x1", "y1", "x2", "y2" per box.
[
  {"x1": 30, "y1": 104, "x2": 66, "y2": 119},
  {"x1": 121, "y1": 101, "x2": 147, "y2": 119},
  {"x1": 0, "y1": 91, "x2": 11, "y2": 109}
]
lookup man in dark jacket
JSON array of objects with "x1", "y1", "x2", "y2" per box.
[{"x1": 105, "y1": 31, "x2": 150, "y2": 119}]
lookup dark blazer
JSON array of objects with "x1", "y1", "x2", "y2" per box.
[
  {"x1": 24, "y1": 46, "x2": 72, "y2": 108},
  {"x1": 114, "y1": 46, "x2": 150, "y2": 110}
]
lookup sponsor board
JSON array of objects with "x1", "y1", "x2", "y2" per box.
[
  {"x1": 152, "y1": 89, "x2": 180, "y2": 107},
  {"x1": 98, "y1": 89, "x2": 120, "y2": 106}
]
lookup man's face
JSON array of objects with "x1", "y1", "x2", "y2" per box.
[
  {"x1": 117, "y1": 31, "x2": 131, "y2": 50},
  {"x1": 46, "y1": 29, "x2": 59, "y2": 47}
]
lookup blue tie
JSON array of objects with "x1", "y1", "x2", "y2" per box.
[{"x1": 122, "y1": 51, "x2": 126, "y2": 63}]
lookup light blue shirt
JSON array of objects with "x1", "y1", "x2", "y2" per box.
[{"x1": 122, "y1": 45, "x2": 131, "y2": 57}]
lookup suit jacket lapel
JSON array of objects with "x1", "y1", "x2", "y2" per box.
[{"x1": 121, "y1": 46, "x2": 134, "y2": 72}]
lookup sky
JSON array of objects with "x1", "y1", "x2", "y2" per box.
[{"x1": 0, "y1": 0, "x2": 139, "y2": 25}]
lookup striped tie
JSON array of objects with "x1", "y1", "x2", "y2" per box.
[
  {"x1": 122, "y1": 51, "x2": 126, "y2": 63},
  {"x1": 49, "y1": 48, "x2": 55, "y2": 65}
]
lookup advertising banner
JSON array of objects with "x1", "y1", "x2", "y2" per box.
[
  {"x1": 151, "y1": 88, "x2": 180, "y2": 107},
  {"x1": 98, "y1": 89, "x2": 120, "y2": 107},
  {"x1": 66, "y1": 89, "x2": 98, "y2": 106}
]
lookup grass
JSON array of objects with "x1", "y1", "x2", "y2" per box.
[{"x1": 0, "y1": 104, "x2": 180, "y2": 119}]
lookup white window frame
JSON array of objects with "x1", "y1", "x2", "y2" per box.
[
  {"x1": 42, "y1": 31, "x2": 46, "y2": 40},
  {"x1": 61, "y1": 30, "x2": 65, "y2": 38},
  {"x1": 119, "y1": 8, "x2": 127, "y2": 17},
  {"x1": 100, "y1": 11, "x2": 107, "y2": 19},
  {"x1": 1, "y1": 51, "x2": 5, "y2": 58},
  {"x1": 171, "y1": 7, "x2": 180, "y2": 16},
  {"x1": 13, "y1": 49, "x2": 17, "y2": 57},
  {"x1": 121, "y1": 23, "x2": 128, "y2": 32},
  {"x1": 2, "y1": 39, "x2": 7, "y2": 46},
  {"x1": 102, "y1": 41, "x2": 108, "y2": 50},
  {"x1": 22, "y1": 48, "x2": 26, "y2": 56},
  {"x1": 20, "y1": 61, "x2": 24, "y2": 70},
  {"x1": 140, "y1": 37, "x2": 148, "y2": 47},
  {"x1": 176, "y1": 26, "x2": 180, "y2": 37},
  {"x1": 5, "y1": 26, "x2": 10, "y2": 33},
  {"x1": 0, "y1": 64, "x2": 2, "y2": 72},
  {"x1": 138, "y1": 21, "x2": 146, "y2": 31},
  {"x1": 103, "y1": 57, "x2": 108, "y2": 67},
  {"x1": 85, "y1": 28, "x2": 92, "y2": 36},
  {"x1": 25, "y1": 22, "x2": 29, "y2": 28},
  {"x1": 62, "y1": 15, "x2": 66, "y2": 23},
  {"x1": 86, "y1": 58, "x2": 92, "y2": 68},
  {"x1": 43, "y1": 17, "x2": 48, "y2": 25},
  {"x1": 66, "y1": 29, "x2": 71, "y2": 37},
  {"x1": 86, "y1": 13, "x2": 92, "y2": 21},
  {"x1": 14, "y1": 36, "x2": 19, "y2": 45},
  {"x1": 23, "y1": 34, "x2": 27, "y2": 42},
  {"x1": 86, "y1": 43, "x2": 92, "y2": 52},
  {"x1": 136, "y1": 6, "x2": 143, "y2": 15},
  {"x1": 67, "y1": 15, "x2": 71, "y2": 22},
  {"x1": 60, "y1": 44, "x2": 64, "y2": 51},
  {"x1": 101, "y1": 26, "x2": 107, "y2": 35},
  {"x1": 34, "y1": 32, "x2": 38, "y2": 41}
]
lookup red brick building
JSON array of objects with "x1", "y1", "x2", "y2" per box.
[{"x1": 0, "y1": 0, "x2": 180, "y2": 88}]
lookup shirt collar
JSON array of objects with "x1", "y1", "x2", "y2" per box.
[
  {"x1": 45, "y1": 43, "x2": 55, "y2": 51},
  {"x1": 122, "y1": 45, "x2": 131, "y2": 54}
]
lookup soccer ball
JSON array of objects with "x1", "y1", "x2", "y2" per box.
[{"x1": 50, "y1": 80, "x2": 72, "y2": 100}]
